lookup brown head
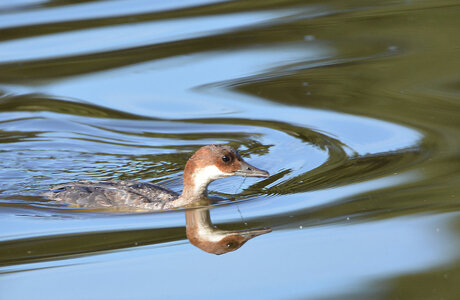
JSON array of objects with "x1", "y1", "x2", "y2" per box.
[{"x1": 181, "y1": 145, "x2": 269, "y2": 199}]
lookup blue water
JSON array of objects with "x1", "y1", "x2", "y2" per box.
[{"x1": 1, "y1": 0, "x2": 460, "y2": 299}]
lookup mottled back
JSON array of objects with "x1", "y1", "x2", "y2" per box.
[{"x1": 46, "y1": 180, "x2": 179, "y2": 211}]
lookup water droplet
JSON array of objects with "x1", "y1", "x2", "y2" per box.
[{"x1": 299, "y1": 225, "x2": 303, "y2": 229}]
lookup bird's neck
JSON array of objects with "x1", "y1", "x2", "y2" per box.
[
  {"x1": 164, "y1": 169, "x2": 211, "y2": 209},
  {"x1": 177, "y1": 162, "x2": 221, "y2": 205}
]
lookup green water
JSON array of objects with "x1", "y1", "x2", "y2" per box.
[{"x1": 1, "y1": 0, "x2": 460, "y2": 299}]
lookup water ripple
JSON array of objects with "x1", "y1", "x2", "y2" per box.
[{"x1": 1, "y1": 1, "x2": 460, "y2": 296}]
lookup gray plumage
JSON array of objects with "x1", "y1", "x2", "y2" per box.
[{"x1": 46, "y1": 180, "x2": 179, "y2": 211}]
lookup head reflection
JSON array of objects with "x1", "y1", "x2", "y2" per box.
[{"x1": 185, "y1": 207, "x2": 271, "y2": 255}]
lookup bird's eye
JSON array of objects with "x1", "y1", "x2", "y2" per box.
[
  {"x1": 226, "y1": 242, "x2": 234, "y2": 248},
  {"x1": 222, "y1": 155, "x2": 230, "y2": 162}
]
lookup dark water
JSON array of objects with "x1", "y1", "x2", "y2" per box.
[{"x1": 1, "y1": 0, "x2": 460, "y2": 299}]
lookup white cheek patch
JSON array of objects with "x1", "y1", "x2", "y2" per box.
[{"x1": 193, "y1": 165, "x2": 232, "y2": 192}]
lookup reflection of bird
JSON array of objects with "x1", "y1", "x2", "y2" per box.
[
  {"x1": 46, "y1": 145, "x2": 269, "y2": 211},
  {"x1": 186, "y1": 207, "x2": 271, "y2": 255}
]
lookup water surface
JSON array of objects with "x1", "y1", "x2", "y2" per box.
[{"x1": 1, "y1": 0, "x2": 460, "y2": 299}]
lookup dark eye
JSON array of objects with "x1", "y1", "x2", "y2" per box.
[
  {"x1": 222, "y1": 155, "x2": 230, "y2": 162},
  {"x1": 226, "y1": 242, "x2": 234, "y2": 248}
]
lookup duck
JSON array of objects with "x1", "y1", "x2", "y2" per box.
[{"x1": 46, "y1": 144, "x2": 269, "y2": 211}]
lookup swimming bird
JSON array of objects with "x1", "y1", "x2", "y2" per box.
[{"x1": 46, "y1": 144, "x2": 269, "y2": 211}]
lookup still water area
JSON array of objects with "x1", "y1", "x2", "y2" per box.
[{"x1": 1, "y1": 0, "x2": 460, "y2": 299}]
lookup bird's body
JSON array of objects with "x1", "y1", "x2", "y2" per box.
[
  {"x1": 47, "y1": 180, "x2": 179, "y2": 210},
  {"x1": 46, "y1": 145, "x2": 269, "y2": 211}
]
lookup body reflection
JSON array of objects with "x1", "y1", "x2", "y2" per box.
[{"x1": 186, "y1": 207, "x2": 271, "y2": 255}]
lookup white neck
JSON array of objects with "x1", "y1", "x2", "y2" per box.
[
  {"x1": 169, "y1": 165, "x2": 231, "y2": 208},
  {"x1": 191, "y1": 165, "x2": 230, "y2": 196}
]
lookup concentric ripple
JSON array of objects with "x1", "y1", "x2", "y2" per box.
[
  {"x1": 0, "y1": 89, "x2": 426, "y2": 268},
  {"x1": 1, "y1": 0, "x2": 460, "y2": 298}
]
